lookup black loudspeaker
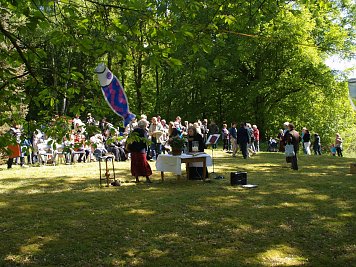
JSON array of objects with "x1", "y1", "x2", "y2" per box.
[{"x1": 230, "y1": 172, "x2": 247, "y2": 185}]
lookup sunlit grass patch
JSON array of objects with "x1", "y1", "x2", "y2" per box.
[
  {"x1": 258, "y1": 244, "x2": 308, "y2": 266},
  {"x1": 0, "y1": 150, "x2": 355, "y2": 266}
]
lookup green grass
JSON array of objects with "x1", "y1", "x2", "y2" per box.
[{"x1": 0, "y1": 151, "x2": 355, "y2": 266}]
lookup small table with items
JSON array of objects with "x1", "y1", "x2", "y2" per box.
[
  {"x1": 156, "y1": 153, "x2": 212, "y2": 181},
  {"x1": 98, "y1": 154, "x2": 116, "y2": 186}
]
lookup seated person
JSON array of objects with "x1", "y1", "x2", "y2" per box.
[
  {"x1": 71, "y1": 130, "x2": 89, "y2": 163},
  {"x1": 187, "y1": 126, "x2": 208, "y2": 179},
  {"x1": 103, "y1": 130, "x2": 127, "y2": 162},
  {"x1": 187, "y1": 126, "x2": 205, "y2": 152},
  {"x1": 37, "y1": 138, "x2": 56, "y2": 164},
  {"x1": 267, "y1": 137, "x2": 278, "y2": 152},
  {"x1": 90, "y1": 134, "x2": 108, "y2": 160}
]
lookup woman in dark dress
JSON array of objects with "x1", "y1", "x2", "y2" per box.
[
  {"x1": 187, "y1": 126, "x2": 205, "y2": 152},
  {"x1": 187, "y1": 126, "x2": 208, "y2": 179},
  {"x1": 128, "y1": 119, "x2": 152, "y2": 183}
]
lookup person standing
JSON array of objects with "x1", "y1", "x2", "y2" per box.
[
  {"x1": 302, "y1": 128, "x2": 311, "y2": 155},
  {"x1": 187, "y1": 126, "x2": 207, "y2": 179},
  {"x1": 222, "y1": 124, "x2": 229, "y2": 151},
  {"x1": 86, "y1": 113, "x2": 96, "y2": 125},
  {"x1": 237, "y1": 122, "x2": 249, "y2": 159},
  {"x1": 208, "y1": 120, "x2": 219, "y2": 149},
  {"x1": 252, "y1": 125, "x2": 260, "y2": 152},
  {"x1": 148, "y1": 117, "x2": 163, "y2": 160},
  {"x1": 277, "y1": 129, "x2": 285, "y2": 152},
  {"x1": 284, "y1": 123, "x2": 300, "y2": 170},
  {"x1": 335, "y1": 133, "x2": 343, "y2": 157},
  {"x1": 313, "y1": 133, "x2": 322, "y2": 155},
  {"x1": 73, "y1": 114, "x2": 84, "y2": 131},
  {"x1": 246, "y1": 123, "x2": 255, "y2": 155},
  {"x1": 7, "y1": 123, "x2": 26, "y2": 169},
  {"x1": 127, "y1": 120, "x2": 152, "y2": 183},
  {"x1": 200, "y1": 119, "x2": 209, "y2": 145},
  {"x1": 229, "y1": 122, "x2": 238, "y2": 157}
]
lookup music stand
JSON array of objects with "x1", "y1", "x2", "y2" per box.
[{"x1": 206, "y1": 134, "x2": 220, "y2": 177}]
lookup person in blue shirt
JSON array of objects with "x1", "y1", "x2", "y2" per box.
[{"x1": 228, "y1": 122, "x2": 238, "y2": 157}]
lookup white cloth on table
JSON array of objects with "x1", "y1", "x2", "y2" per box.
[{"x1": 156, "y1": 153, "x2": 212, "y2": 175}]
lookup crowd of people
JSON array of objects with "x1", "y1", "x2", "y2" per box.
[
  {"x1": 5, "y1": 114, "x2": 128, "y2": 169},
  {"x1": 5, "y1": 114, "x2": 344, "y2": 177},
  {"x1": 274, "y1": 122, "x2": 344, "y2": 170}
]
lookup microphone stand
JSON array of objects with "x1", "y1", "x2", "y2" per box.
[
  {"x1": 206, "y1": 134, "x2": 220, "y2": 179},
  {"x1": 211, "y1": 144, "x2": 216, "y2": 178}
]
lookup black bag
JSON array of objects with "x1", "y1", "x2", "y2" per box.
[
  {"x1": 188, "y1": 167, "x2": 209, "y2": 180},
  {"x1": 111, "y1": 180, "x2": 121, "y2": 186},
  {"x1": 230, "y1": 172, "x2": 247, "y2": 185}
]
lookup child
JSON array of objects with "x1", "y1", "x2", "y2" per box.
[{"x1": 330, "y1": 144, "x2": 336, "y2": 156}]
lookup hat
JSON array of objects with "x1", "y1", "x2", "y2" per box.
[{"x1": 94, "y1": 63, "x2": 114, "y2": 87}]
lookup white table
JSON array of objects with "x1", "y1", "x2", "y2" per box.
[{"x1": 156, "y1": 153, "x2": 212, "y2": 181}]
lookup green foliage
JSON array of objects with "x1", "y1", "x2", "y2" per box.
[
  {"x1": 126, "y1": 131, "x2": 151, "y2": 146},
  {"x1": 41, "y1": 116, "x2": 73, "y2": 144},
  {"x1": 0, "y1": 0, "x2": 355, "y2": 145},
  {"x1": 168, "y1": 135, "x2": 185, "y2": 149},
  {"x1": 0, "y1": 131, "x2": 17, "y2": 156}
]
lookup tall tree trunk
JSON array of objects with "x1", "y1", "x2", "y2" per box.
[
  {"x1": 62, "y1": 50, "x2": 72, "y2": 115},
  {"x1": 52, "y1": 52, "x2": 58, "y2": 114},
  {"x1": 133, "y1": 52, "x2": 144, "y2": 114},
  {"x1": 155, "y1": 65, "x2": 159, "y2": 114}
]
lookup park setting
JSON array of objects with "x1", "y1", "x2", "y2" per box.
[
  {"x1": 1, "y1": 0, "x2": 356, "y2": 266},
  {"x1": 1, "y1": 151, "x2": 356, "y2": 266}
]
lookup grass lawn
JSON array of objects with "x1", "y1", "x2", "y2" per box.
[{"x1": 0, "y1": 150, "x2": 355, "y2": 266}]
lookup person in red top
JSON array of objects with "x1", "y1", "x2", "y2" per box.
[
  {"x1": 7, "y1": 123, "x2": 24, "y2": 169},
  {"x1": 71, "y1": 130, "x2": 88, "y2": 163},
  {"x1": 252, "y1": 125, "x2": 260, "y2": 152}
]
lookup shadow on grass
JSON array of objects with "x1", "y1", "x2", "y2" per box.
[{"x1": 0, "y1": 153, "x2": 355, "y2": 266}]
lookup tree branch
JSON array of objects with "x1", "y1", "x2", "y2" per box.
[
  {"x1": 85, "y1": 0, "x2": 147, "y2": 13},
  {"x1": 0, "y1": 23, "x2": 39, "y2": 83},
  {"x1": 0, "y1": 72, "x2": 30, "y2": 91}
]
